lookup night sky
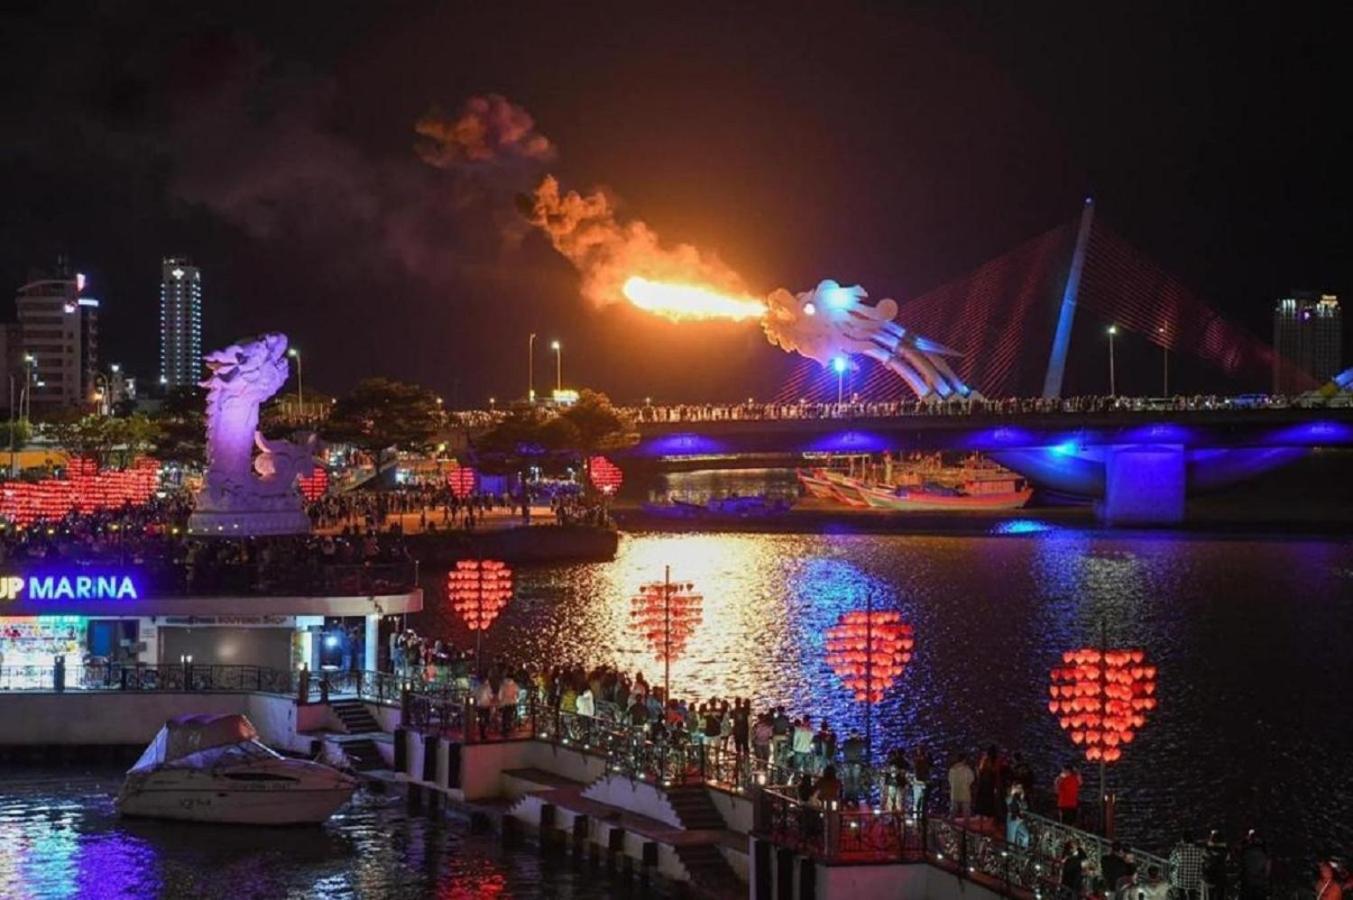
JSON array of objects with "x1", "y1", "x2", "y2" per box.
[{"x1": 1, "y1": 2, "x2": 1347, "y2": 404}]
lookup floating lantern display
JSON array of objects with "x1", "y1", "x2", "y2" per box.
[
  {"x1": 1048, "y1": 648, "x2": 1157, "y2": 764},
  {"x1": 824, "y1": 610, "x2": 915, "y2": 703},
  {"x1": 0, "y1": 457, "x2": 160, "y2": 526},
  {"x1": 446, "y1": 466, "x2": 477, "y2": 497},
  {"x1": 588, "y1": 456, "x2": 623, "y2": 495},
  {"x1": 448, "y1": 559, "x2": 513, "y2": 631},
  {"x1": 629, "y1": 568, "x2": 703, "y2": 701}
]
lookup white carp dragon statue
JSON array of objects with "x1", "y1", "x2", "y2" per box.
[
  {"x1": 762, "y1": 279, "x2": 975, "y2": 400},
  {"x1": 187, "y1": 332, "x2": 321, "y2": 536}
]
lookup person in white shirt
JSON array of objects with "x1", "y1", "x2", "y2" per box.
[
  {"x1": 497, "y1": 676, "x2": 519, "y2": 734},
  {"x1": 947, "y1": 755, "x2": 975, "y2": 818}
]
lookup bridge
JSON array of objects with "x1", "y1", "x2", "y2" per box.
[{"x1": 616, "y1": 403, "x2": 1353, "y2": 525}]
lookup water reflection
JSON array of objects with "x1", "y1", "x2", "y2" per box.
[
  {"x1": 0, "y1": 773, "x2": 619, "y2": 899},
  {"x1": 419, "y1": 530, "x2": 1353, "y2": 863}
]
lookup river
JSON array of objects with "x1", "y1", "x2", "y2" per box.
[{"x1": 415, "y1": 526, "x2": 1353, "y2": 873}]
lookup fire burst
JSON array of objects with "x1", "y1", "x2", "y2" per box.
[{"x1": 622, "y1": 276, "x2": 767, "y2": 322}]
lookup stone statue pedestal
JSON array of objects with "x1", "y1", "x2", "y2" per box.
[{"x1": 187, "y1": 507, "x2": 312, "y2": 537}]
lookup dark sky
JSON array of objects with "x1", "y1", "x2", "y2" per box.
[{"x1": 1, "y1": 2, "x2": 1347, "y2": 404}]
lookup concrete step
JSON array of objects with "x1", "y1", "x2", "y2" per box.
[
  {"x1": 330, "y1": 701, "x2": 383, "y2": 734},
  {"x1": 673, "y1": 844, "x2": 743, "y2": 898},
  {"x1": 341, "y1": 738, "x2": 385, "y2": 771},
  {"x1": 663, "y1": 786, "x2": 727, "y2": 830}
]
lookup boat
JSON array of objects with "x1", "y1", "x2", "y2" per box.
[
  {"x1": 796, "y1": 470, "x2": 837, "y2": 499},
  {"x1": 642, "y1": 494, "x2": 793, "y2": 520},
  {"x1": 117, "y1": 714, "x2": 358, "y2": 825},
  {"x1": 859, "y1": 482, "x2": 1033, "y2": 511}
]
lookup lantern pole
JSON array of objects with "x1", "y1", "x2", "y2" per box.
[
  {"x1": 865, "y1": 590, "x2": 873, "y2": 767},
  {"x1": 474, "y1": 556, "x2": 484, "y2": 676},
  {"x1": 663, "y1": 565, "x2": 672, "y2": 707},
  {"x1": 1099, "y1": 619, "x2": 1108, "y2": 836}
]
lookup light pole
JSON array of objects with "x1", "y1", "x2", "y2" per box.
[
  {"x1": 1106, "y1": 326, "x2": 1118, "y2": 397},
  {"x1": 551, "y1": 340, "x2": 562, "y2": 392},
  {"x1": 833, "y1": 356, "x2": 848, "y2": 403},
  {"x1": 287, "y1": 347, "x2": 303, "y2": 421},
  {"x1": 22, "y1": 355, "x2": 36, "y2": 422},
  {"x1": 528, "y1": 333, "x2": 537, "y2": 403},
  {"x1": 1157, "y1": 326, "x2": 1168, "y2": 396}
]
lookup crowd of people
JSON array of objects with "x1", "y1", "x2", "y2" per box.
[
  {"x1": 383, "y1": 644, "x2": 1342, "y2": 900},
  {"x1": 621, "y1": 392, "x2": 1318, "y2": 424},
  {"x1": 308, "y1": 486, "x2": 526, "y2": 533}
]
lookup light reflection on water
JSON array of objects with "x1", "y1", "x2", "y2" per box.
[
  {"x1": 418, "y1": 529, "x2": 1353, "y2": 863},
  {"x1": 0, "y1": 773, "x2": 617, "y2": 899}
]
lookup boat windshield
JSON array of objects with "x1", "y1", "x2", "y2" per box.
[{"x1": 167, "y1": 740, "x2": 283, "y2": 770}]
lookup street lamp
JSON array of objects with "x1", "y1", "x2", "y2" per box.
[
  {"x1": 528, "y1": 333, "x2": 537, "y2": 403},
  {"x1": 489, "y1": 397, "x2": 496, "y2": 411},
  {"x1": 1106, "y1": 326, "x2": 1118, "y2": 397},
  {"x1": 832, "y1": 355, "x2": 849, "y2": 403},
  {"x1": 551, "y1": 340, "x2": 562, "y2": 392},
  {"x1": 1157, "y1": 326, "x2": 1168, "y2": 397},
  {"x1": 22, "y1": 355, "x2": 36, "y2": 422},
  {"x1": 287, "y1": 347, "x2": 303, "y2": 421}
]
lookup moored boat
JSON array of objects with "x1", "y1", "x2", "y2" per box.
[{"x1": 118, "y1": 714, "x2": 358, "y2": 825}]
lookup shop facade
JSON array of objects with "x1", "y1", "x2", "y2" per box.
[{"x1": 0, "y1": 566, "x2": 421, "y2": 690}]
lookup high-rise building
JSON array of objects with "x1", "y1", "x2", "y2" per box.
[
  {"x1": 160, "y1": 257, "x2": 203, "y2": 389},
  {"x1": 1273, "y1": 292, "x2": 1342, "y2": 393},
  {"x1": 13, "y1": 260, "x2": 99, "y2": 411}
]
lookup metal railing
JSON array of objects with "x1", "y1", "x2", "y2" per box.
[{"x1": 0, "y1": 663, "x2": 417, "y2": 706}]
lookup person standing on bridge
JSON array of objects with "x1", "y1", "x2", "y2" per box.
[{"x1": 947, "y1": 753, "x2": 975, "y2": 819}]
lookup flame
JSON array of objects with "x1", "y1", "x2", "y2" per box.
[{"x1": 622, "y1": 276, "x2": 767, "y2": 322}]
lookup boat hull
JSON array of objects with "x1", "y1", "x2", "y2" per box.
[
  {"x1": 119, "y1": 763, "x2": 357, "y2": 825},
  {"x1": 860, "y1": 486, "x2": 1033, "y2": 511}
]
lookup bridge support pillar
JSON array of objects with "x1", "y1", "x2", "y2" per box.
[{"x1": 1100, "y1": 444, "x2": 1185, "y2": 525}]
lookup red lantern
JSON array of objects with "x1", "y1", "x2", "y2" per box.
[
  {"x1": 629, "y1": 579, "x2": 703, "y2": 661},
  {"x1": 824, "y1": 611, "x2": 914, "y2": 703},
  {"x1": 446, "y1": 467, "x2": 477, "y2": 497},
  {"x1": 299, "y1": 468, "x2": 329, "y2": 501},
  {"x1": 1049, "y1": 647, "x2": 1157, "y2": 765},
  {"x1": 1, "y1": 457, "x2": 160, "y2": 526},
  {"x1": 447, "y1": 559, "x2": 513, "y2": 631},
  {"x1": 588, "y1": 456, "x2": 623, "y2": 495}
]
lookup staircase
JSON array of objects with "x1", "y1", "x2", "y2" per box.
[
  {"x1": 673, "y1": 843, "x2": 743, "y2": 899},
  {"x1": 331, "y1": 699, "x2": 382, "y2": 735},
  {"x1": 341, "y1": 738, "x2": 385, "y2": 771},
  {"x1": 663, "y1": 784, "x2": 726, "y2": 830},
  {"x1": 663, "y1": 785, "x2": 743, "y2": 897}
]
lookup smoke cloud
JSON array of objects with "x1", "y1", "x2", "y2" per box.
[
  {"x1": 415, "y1": 94, "x2": 555, "y2": 167},
  {"x1": 526, "y1": 174, "x2": 748, "y2": 307}
]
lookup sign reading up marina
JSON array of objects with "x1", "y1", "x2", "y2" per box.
[{"x1": 1, "y1": 572, "x2": 141, "y2": 603}]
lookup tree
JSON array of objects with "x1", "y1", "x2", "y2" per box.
[
  {"x1": 558, "y1": 390, "x2": 637, "y2": 454},
  {"x1": 147, "y1": 385, "x2": 207, "y2": 466},
  {"x1": 321, "y1": 378, "x2": 444, "y2": 462},
  {"x1": 43, "y1": 412, "x2": 162, "y2": 469}
]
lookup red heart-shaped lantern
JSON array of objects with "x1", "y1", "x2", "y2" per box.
[
  {"x1": 447, "y1": 559, "x2": 514, "y2": 631},
  {"x1": 446, "y1": 466, "x2": 477, "y2": 497},
  {"x1": 589, "y1": 456, "x2": 624, "y2": 495},
  {"x1": 630, "y1": 579, "x2": 704, "y2": 661},
  {"x1": 1049, "y1": 647, "x2": 1156, "y2": 765},
  {"x1": 825, "y1": 611, "x2": 915, "y2": 703}
]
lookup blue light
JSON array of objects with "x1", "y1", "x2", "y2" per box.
[
  {"x1": 324, "y1": 634, "x2": 340, "y2": 649},
  {"x1": 826, "y1": 288, "x2": 851, "y2": 309},
  {"x1": 832, "y1": 356, "x2": 849, "y2": 374},
  {"x1": 991, "y1": 519, "x2": 1057, "y2": 535},
  {"x1": 1050, "y1": 439, "x2": 1080, "y2": 457}
]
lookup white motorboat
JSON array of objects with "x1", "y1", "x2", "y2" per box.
[{"x1": 117, "y1": 713, "x2": 358, "y2": 825}]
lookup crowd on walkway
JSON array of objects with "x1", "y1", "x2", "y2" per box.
[
  {"x1": 309, "y1": 487, "x2": 526, "y2": 532},
  {"x1": 386, "y1": 648, "x2": 1340, "y2": 900},
  {"x1": 621, "y1": 392, "x2": 1313, "y2": 424}
]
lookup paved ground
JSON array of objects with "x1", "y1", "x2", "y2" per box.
[{"x1": 317, "y1": 505, "x2": 556, "y2": 535}]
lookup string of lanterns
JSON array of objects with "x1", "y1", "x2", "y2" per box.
[
  {"x1": 0, "y1": 457, "x2": 161, "y2": 526},
  {"x1": 824, "y1": 610, "x2": 915, "y2": 703},
  {"x1": 629, "y1": 579, "x2": 703, "y2": 661},
  {"x1": 1048, "y1": 648, "x2": 1157, "y2": 764},
  {"x1": 588, "y1": 456, "x2": 623, "y2": 495},
  {"x1": 447, "y1": 559, "x2": 514, "y2": 631}
]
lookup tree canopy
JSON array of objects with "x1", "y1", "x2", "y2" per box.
[
  {"x1": 473, "y1": 390, "x2": 635, "y2": 474},
  {"x1": 321, "y1": 377, "x2": 444, "y2": 457}
]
